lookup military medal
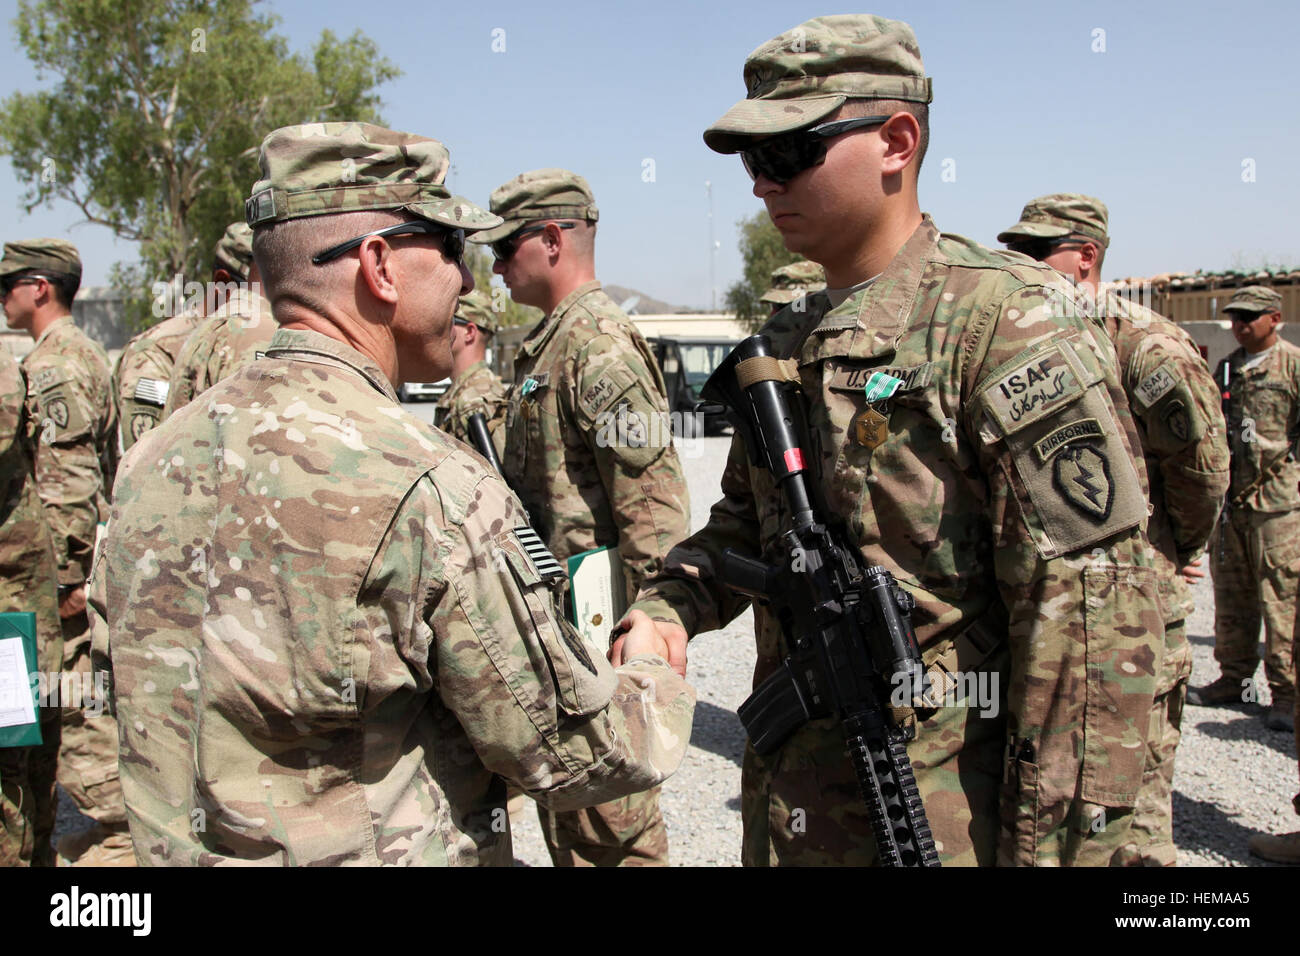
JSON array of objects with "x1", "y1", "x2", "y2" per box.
[
  {"x1": 854, "y1": 370, "x2": 906, "y2": 450},
  {"x1": 854, "y1": 407, "x2": 889, "y2": 449}
]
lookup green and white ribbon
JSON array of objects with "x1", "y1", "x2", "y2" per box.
[{"x1": 863, "y1": 371, "x2": 905, "y2": 403}]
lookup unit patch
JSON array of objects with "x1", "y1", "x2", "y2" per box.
[
  {"x1": 1134, "y1": 364, "x2": 1177, "y2": 410},
  {"x1": 1053, "y1": 445, "x2": 1113, "y2": 521},
  {"x1": 1162, "y1": 400, "x2": 1190, "y2": 443},
  {"x1": 130, "y1": 413, "x2": 156, "y2": 442},
  {"x1": 1033, "y1": 418, "x2": 1105, "y2": 464},
  {"x1": 47, "y1": 398, "x2": 69, "y2": 429}
]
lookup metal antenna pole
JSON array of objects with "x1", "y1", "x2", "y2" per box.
[{"x1": 706, "y1": 180, "x2": 716, "y2": 312}]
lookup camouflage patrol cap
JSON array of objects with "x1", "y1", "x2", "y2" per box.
[
  {"x1": 0, "y1": 238, "x2": 82, "y2": 278},
  {"x1": 244, "y1": 122, "x2": 500, "y2": 233},
  {"x1": 469, "y1": 168, "x2": 599, "y2": 245},
  {"x1": 704, "y1": 15, "x2": 933, "y2": 154},
  {"x1": 212, "y1": 222, "x2": 254, "y2": 278},
  {"x1": 759, "y1": 260, "x2": 827, "y2": 304},
  {"x1": 1223, "y1": 285, "x2": 1283, "y2": 314},
  {"x1": 997, "y1": 193, "x2": 1110, "y2": 247},
  {"x1": 456, "y1": 289, "x2": 497, "y2": 334}
]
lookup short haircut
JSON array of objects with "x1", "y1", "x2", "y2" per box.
[
  {"x1": 839, "y1": 97, "x2": 930, "y2": 174},
  {"x1": 252, "y1": 209, "x2": 413, "y2": 318},
  {"x1": 22, "y1": 270, "x2": 80, "y2": 309}
]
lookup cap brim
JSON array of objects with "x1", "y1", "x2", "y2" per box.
[
  {"x1": 996, "y1": 222, "x2": 1075, "y2": 244},
  {"x1": 0, "y1": 260, "x2": 25, "y2": 277},
  {"x1": 1222, "y1": 304, "x2": 1269, "y2": 314},
  {"x1": 467, "y1": 218, "x2": 528, "y2": 245},
  {"x1": 408, "y1": 195, "x2": 502, "y2": 234},
  {"x1": 703, "y1": 94, "x2": 846, "y2": 154}
]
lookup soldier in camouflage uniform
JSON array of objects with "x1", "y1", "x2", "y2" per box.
[
  {"x1": 88, "y1": 122, "x2": 695, "y2": 867},
  {"x1": 472, "y1": 169, "x2": 691, "y2": 867},
  {"x1": 1191, "y1": 285, "x2": 1300, "y2": 734},
  {"x1": 432, "y1": 289, "x2": 507, "y2": 455},
  {"x1": 162, "y1": 223, "x2": 273, "y2": 419},
  {"x1": 759, "y1": 260, "x2": 826, "y2": 317},
  {"x1": 0, "y1": 239, "x2": 131, "y2": 866},
  {"x1": 1000, "y1": 194, "x2": 1230, "y2": 866},
  {"x1": 0, "y1": 347, "x2": 63, "y2": 866},
  {"x1": 115, "y1": 222, "x2": 260, "y2": 449},
  {"x1": 619, "y1": 14, "x2": 1166, "y2": 866}
]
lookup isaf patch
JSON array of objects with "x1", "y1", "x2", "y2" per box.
[
  {"x1": 1053, "y1": 445, "x2": 1113, "y2": 522},
  {"x1": 1134, "y1": 364, "x2": 1177, "y2": 410},
  {"x1": 983, "y1": 345, "x2": 1082, "y2": 432},
  {"x1": 31, "y1": 366, "x2": 65, "y2": 393},
  {"x1": 579, "y1": 376, "x2": 617, "y2": 417}
]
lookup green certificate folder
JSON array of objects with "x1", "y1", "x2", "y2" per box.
[
  {"x1": 566, "y1": 546, "x2": 627, "y2": 649},
  {"x1": 0, "y1": 612, "x2": 41, "y2": 747}
]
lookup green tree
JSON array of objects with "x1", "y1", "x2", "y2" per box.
[
  {"x1": 723, "y1": 211, "x2": 804, "y2": 331},
  {"x1": 0, "y1": 1, "x2": 399, "y2": 330}
]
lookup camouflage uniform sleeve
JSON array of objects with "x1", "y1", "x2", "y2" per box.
[
  {"x1": 25, "y1": 356, "x2": 108, "y2": 587},
  {"x1": 631, "y1": 431, "x2": 759, "y2": 636},
  {"x1": 87, "y1": 530, "x2": 112, "y2": 716},
  {"x1": 117, "y1": 341, "x2": 174, "y2": 452},
  {"x1": 380, "y1": 465, "x2": 695, "y2": 810},
  {"x1": 965, "y1": 285, "x2": 1163, "y2": 865},
  {"x1": 162, "y1": 317, "x2": 222, "y2": 419},
  {"x1": 1125, "y1": 329, "x2": 1229, "y2": 561},
  {"x1": 567, "y1": 332, "x2": 691, "y2": 603}
]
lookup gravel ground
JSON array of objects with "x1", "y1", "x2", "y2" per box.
[{"x1": 57, "y1": 423, "x2": 1298, "y2": 867}]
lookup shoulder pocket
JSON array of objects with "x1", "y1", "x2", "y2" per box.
[
  {"x1": 493, "y1": 526, "x2": 617, "y2": 717},
  {"x1": 978, "y1": 339, "x2": 1147, "y2": 558}
]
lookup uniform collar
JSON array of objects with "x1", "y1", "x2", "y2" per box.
[
  {"x1": 805, "y1": 215, "x2": 940, "y2": 353},
  {"x1": 32, "y1": 314, "x2": 74, "y2": 349},
  {"x1": 264, "y1": 327, "x2": 399, "y2": 402},
  {"x1": 519, "y1": 279, "x2": 603, "y2": 358},
  {"x1": 444, "y1": 359, "x2": 488, "y2": 400}
]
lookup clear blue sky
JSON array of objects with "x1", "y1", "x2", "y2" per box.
[{"x1": 2, "y1": 0, "x2": 1297, "y2": 309}]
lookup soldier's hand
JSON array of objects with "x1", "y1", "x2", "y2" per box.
[
  {"x1": 609, "y1": 609, "x2": 688, "y2": 678},
  {"x1": 59, "y1": 585, "x2": 87, "y2": 619},
  {"x1": 1179, "y1": 557, "x2": 1206, "y2": 582}
]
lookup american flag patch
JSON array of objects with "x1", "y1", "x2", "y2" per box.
[
  {"x1": 133, "y1": 377, "x2": 169, "y2": 407},
  {"x1": 514, "y1": 526, "x2": 565, "y2": 581}
]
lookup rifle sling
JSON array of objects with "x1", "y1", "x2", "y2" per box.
[
  {"x1": 1228, "y1": 450, "x2": 1293, "y2": 510},
  {"x1": 735, "y1": 356, "x2": 801, "y2": 390},
  {"x1": 891, "y1": 611, "x2": 1007, "y2": 730}
]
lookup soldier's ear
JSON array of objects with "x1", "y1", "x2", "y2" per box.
[{"x1": 1079, "y1": 241, "x2": 1101, "y2": 272}]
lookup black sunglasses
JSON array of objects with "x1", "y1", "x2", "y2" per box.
[
  {"x1": 491, "y1": 221, "x2": 576, "y2": 262},
  {"x1": 1229, "y1": 312, "x2": 1268, "y2": 325},
  {"x1": 740, "y1": 115, "x2": 894, "y2": 184},
  {"x1": 0, "y1": 274, "x2": 49, "y2": 297},
  {"x1": 1005, "y1": 238, "x2": 1089, "y2": 262},
  {"x1": 311, "y1": 220, "x2": 465, "y2": 266}
]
